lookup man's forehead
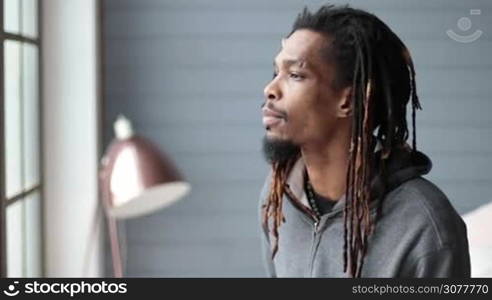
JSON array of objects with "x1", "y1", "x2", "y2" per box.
[
  {"x1": 282, "y1": 30, "x2": 329, "y2": 51},
  {"x1": 276, "y1": 32, "x2": 329, "y2": 66},
  {"x1": 280, "y1": 36, "x2": 312, "y2": 56},
  {"x1": 276, "y1": 38, "x2": 306, "y2": 65}
]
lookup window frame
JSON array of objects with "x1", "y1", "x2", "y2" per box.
[{"x1": 0, "y1": 0, "x2": 43, "y2": 278}]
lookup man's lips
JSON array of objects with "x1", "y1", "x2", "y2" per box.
[
  {"x1": 262, "y1": 107, "x2": 285, "y2": 128},
  {"x1": 263, "y1": 115, "x2": 283, "y2": 127}
]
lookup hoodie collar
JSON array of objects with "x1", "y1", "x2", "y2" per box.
[{"x1": 283, "y1": 139, "x2": 432, "y2": 218}]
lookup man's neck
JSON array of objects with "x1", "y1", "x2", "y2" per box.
[{"x1": 301, "y1": 135, "x2": 350, "y2": 202}]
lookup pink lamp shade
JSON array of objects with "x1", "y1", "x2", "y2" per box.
[{"x1": 100, "y1": 116, "x2": 190, "y2": 219}]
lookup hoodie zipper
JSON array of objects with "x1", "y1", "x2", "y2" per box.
[
  {"x1": 284, "y1": 185, "x2": 323, "y2": 276},
  {"x1": 308, "y1": 217, "x2": 321, "y2": 277}
]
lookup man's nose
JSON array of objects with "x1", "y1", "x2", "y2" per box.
[{"x1": 263, "y1": 78, "x2": 281, "y2": 101}]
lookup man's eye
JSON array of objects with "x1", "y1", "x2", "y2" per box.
[
  {"x1": 272, "y1": 71, "x2": 278, "y2": 79},
  {"x1": 289, "y1": 73, "x2": 304, "y2": 80}
]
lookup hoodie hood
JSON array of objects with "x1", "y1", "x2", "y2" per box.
[
  {"x1": 371, "y1": 143, "x2": 432, "y2": 200},
  {"x1": 283, "y1": 139, "x2": 433, "y2": 218}
]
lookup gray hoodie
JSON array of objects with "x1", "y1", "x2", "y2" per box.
[{"x1": 258, "y1": 145, "x2": 471, "y2": 277}]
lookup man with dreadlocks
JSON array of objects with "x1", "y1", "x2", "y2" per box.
[{"x1": 258, "y1": 5, "x2": 470, "y2": 278}]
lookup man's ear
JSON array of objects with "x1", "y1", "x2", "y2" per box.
[{"x1": 337, "y1": 86, "x2": 353, "y2": 118}]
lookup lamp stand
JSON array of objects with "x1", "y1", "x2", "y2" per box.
[{"x1": 107, "y1": 214, "x2": 123, "y2": 278}]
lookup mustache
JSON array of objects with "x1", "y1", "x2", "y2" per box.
[{"x1": 260, "y1": 102, "x2": 288, "y2": 119}]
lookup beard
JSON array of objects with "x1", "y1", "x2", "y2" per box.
[{"x1": 261, "y1": 135, "x2": 300, "y2": 165}]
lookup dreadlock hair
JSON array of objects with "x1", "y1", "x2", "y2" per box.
[{"x1": 261, "y1": 4, "x2": 422, "y2": 278}]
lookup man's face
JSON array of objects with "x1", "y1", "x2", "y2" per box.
[{"x1": 262, "y1": 29, "x2": 348, "y2": 147}]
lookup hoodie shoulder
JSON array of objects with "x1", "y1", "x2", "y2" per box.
[
  {"x1": 387, "y1": 177, "x2": 471, "y2": 277},
  {"x1": 387, "y1": 177, "x2": 467, "y2": 250}
]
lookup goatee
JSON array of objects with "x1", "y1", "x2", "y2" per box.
[{"x1": 262, "y1": 135, "x2": 300, "y2": 165}]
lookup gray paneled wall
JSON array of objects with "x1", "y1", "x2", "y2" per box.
[{"x1": 102, "y1": 0, "x2": 492, "y2": 276}]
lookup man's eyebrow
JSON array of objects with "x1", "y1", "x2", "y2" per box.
[{"x1": 273, "y1": 58, "x2": 310, "y2": 69}]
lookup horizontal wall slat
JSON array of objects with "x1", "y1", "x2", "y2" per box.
[
  {"x1": 106, "y1": 0, "x2": 492, "y2": 12},
  {"x1": 105, "y1": 68, "x2": 492, "y2": 97},
  {"x1": 104, "y1": 39, "x2": 492, "y2": 70},
  {"x1": 103, "y1": 96, "x2": 492, "y2": 128},
  {"x1": 104, "y1": 9, "x2": 492, "y2": 41}
]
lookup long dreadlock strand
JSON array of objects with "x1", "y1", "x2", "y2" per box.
[
  {"x1": 356, "y1": 80, "x2": 375, "y2": 277},
  {"x1": 343, "y1": 17, "x2": 377, "y2": 277},
  {"x1": 261, "y1": 155, "x2": 299, "y2": 260}
]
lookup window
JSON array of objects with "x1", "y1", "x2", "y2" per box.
[{"x1": 1, "y1": 0, "x2": 42, "y2": 277}]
